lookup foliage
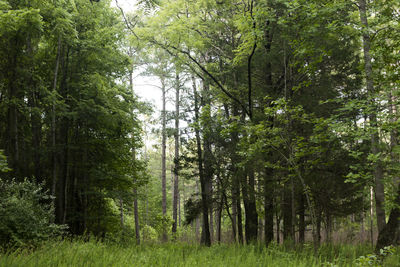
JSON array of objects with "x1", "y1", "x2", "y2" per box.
[
  {"x1": 0, "y1": 151, "x2": 10, "y2": 173},
  {"x1": 0, "y1": 0, "x2": 146, "y2": 238},
  {"x1": 0, "y1": 178, "x2": 66, "y2": 248}
]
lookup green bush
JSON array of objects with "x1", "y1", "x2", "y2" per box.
[{"x1": 0, "y1": 178, "x2": 66, "y2": 248}]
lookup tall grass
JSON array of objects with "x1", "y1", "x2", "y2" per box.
[{"x1": 0, "y1": 240, "x2": 398, "y2": 266}]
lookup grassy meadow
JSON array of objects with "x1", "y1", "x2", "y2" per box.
[{"x1": 1, "y1": 240, "x2": 399, "y2": 267}]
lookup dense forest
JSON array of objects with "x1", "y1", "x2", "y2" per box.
[{"x1": 1, "y1": 0, "x2": 400, "y2": 265}]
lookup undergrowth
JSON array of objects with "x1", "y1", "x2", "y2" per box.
[{"x1": 0, "y1": 240, "x2": 398, "y2": 267}]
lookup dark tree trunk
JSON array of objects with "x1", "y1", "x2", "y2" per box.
[
  {"x1": 376, "y1": 183, "x2": 400, "y2": 250},
  {"x1": 299, "y1": 193, "x2": 305, "y2": 244},
  {"x1": 133, "y1": 188, "x2": 140, "y2": 245},
  {"x1": 242, "y1": 170, "x2": 258, "y2": 243},
  {"x1": 283, "y1": 182, "x2": 293, "y2": 242},
  {"x1": 316, "y1": 209, "x2": 322, "y2": 246},
  {"x1": 172, "y1": 71, "x2": 180, "y2": 235},
  {"x1": 276, "y1": 209, "x2": 281, "y2": 244},
  {"x1": 264, "y1": 168, "x2": 274, "y2": 246},
  {"x1": 216, "y1": 195, "x2": 223, "y2": 243},
  {"x1": 231, "y1": 179, "x2": 237, "y2": 242}
]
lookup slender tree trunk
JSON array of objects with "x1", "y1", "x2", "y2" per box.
[
  {"x1": 128, "y1": 54, "x2": 140, "y2": 245},
  {"x1": 216, "y1": 194, "x2": 223, "y2": 243},
  {"x1": 161, "y1": 77, "x2": 168, "y2": 242},
  {"x1": 264, "y1": 168, "x2": 274, "y2": 246},
  {"x1": 283, "y1": 182, "x2": 293, "y2": 242},
  {"x1": 208, "y1": 182, "x2": 214, "y2": 242},
  {"x1": 299, "y1": 193, "x2": 305, "y2": 244},
  {"x1": 276, "y1": 208, "x2": 281, "y2": 244},
  {"x1": 358, "y1": 0, "x2": 386, "y2": 235},
  {"x1": 133, "y1": 188, "x2": 140, "y2": 245},
  {"x1": 51, "y1": 36, "x2": 62, "y2": 204},
  {"x1": 316, "y1": 209, "x2": 322, "y2": 246},
  {"x1": 236, "y1": 187, "x2": 244, "y2": 244},
  {"x1": 172, "y1": 72, "x2": 180, "y2": 235},
  {"x1": 325, "y1": 212, "x2": 332, "y2": 243},
  {"x1": 59, "y1": 45, "x2": 69, "y2": 225},
  {"x1": 232, "y1": 182, "x2": 237, "y2": 242}
]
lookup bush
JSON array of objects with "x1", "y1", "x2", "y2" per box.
[{"x1": 0, "y1": 178, "x2": 66, "y2": 248}]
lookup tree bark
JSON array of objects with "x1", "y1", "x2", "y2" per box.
[
  {"x1": 264, "y1": 168, "x2": 274, "y2": 246},
  {"x1": 161, "y1": 77, "x2": 168, "y2": 242},
  {"x1": 283, "y1": 182, "x2": 293, "y2": 242},
  {"x1": 299, "y1": 193, "x2": 305, "y2": 244},
  {"x1": 193, "y1": 76, "x2": 211, "y2": 246},
  {"x1": 172, "y1": 71, "x2": 180, "y2": 235},
  {"x1": 133, "y1": 188, "x2": 140, "y2": 245},
  {"x1": 216, "y1": 194, "x2": 223, "y2": 243},
  {"x1": 242, "y1": 169, "x2": 258, "y2": 243},
  {"x1": 51, "y1": 36, "x2": 62, "y2": 206}
]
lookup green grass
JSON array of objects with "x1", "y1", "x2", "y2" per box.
[{"x1": 0, "y1": 240, "x2": 398, "y2": 267}]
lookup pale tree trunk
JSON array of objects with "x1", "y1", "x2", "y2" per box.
[
  {"x1": 51, "y1": 36, "x2": 62, "y2": 207},
  {"x1": 161, "y1": 77, "x2": 168, "y2": 242},
  {"x1": 201, "y1": 81, "x2": 214, "y2": 243},
  {"x1": 193, "y1": 76, "x2": 211, "y2": 246},
  {"x1": 128, "y1": 53, "x2": 140, "y2": 245},
  {"x1": 358, "y1": 0, "x2": 386, "y2": 234},
  {"x1": 172, "y1": 71, "x2": 180, "y2": 235}
]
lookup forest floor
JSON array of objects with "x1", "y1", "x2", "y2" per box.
[{"x1": 0, "y1": 240, "x2": 399, "y2": 267}]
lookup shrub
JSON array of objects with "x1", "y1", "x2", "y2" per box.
[{"x1": 0, "y1": 178, "x2": 66, "y2": 248}]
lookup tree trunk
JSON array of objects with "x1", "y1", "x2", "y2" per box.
[
  {"x1": 232, "y1": 183, "x2": 237, "y2": 242},
  {"x1": 283, "y1": 182, "x2": 293, "y2": 242},
  {"x1": 133, "y1": 188, "x2": 140, "y2": 245},
  {"x1": 193, "y1": 76, "x2": 211, "y2": 246},
  {"x1": 316, "y1": 209, "x2": 322, "y2": 246},
  {"x1": 358, "y1": 0, "x2": 386, "y2": 234},
  {"x1": 276, "y1": 208, "x2": 281, "y2": 244},
  {"x1": 375, "y1": 91, "x2": 400, "y2": 249},
  {"x1": 216, "y1": 194, "x2": 223, "y2": 243},
  {"x1": 172, "y1": 72, "x2": 180, "y2": 235},
  {"x1": 236, "y1": 187, "x2": 244, "y2": 244},
  {"x1": 242, "y1": 170, "x2": 258, "y2": 243},
  {"x1": 264, "y1": 168, "x2": 274, "y2": 246},
  {"x1": 299, "y1": 193, "x2": 305, "y2": 244},
  {"x1": 51, "y1": 35, "x2": 62, "y2": 206},
  {"x1": 161, "y1": 77, "x2": 168, "y2": 242}
]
